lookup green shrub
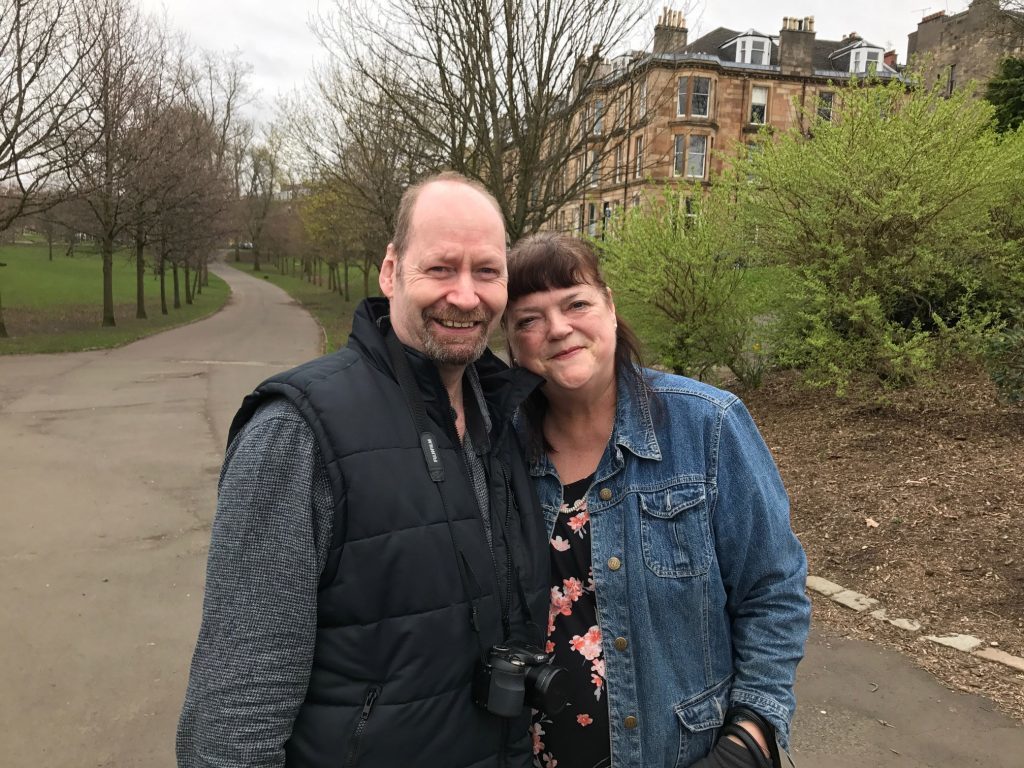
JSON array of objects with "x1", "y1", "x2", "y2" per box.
[
  {"x1": 598, "y1": 184, "x2": 762, "y2": 385},
  {"x1": 732, "y1": 76, "x2": 1024, "y2": 395},
  {"x1": 985, "y1": 327, "x2": 1024, "y2": 404}
]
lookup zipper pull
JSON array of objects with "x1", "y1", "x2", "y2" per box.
[{"x1": 361, "y1": 686, "x2": 380, "y2": 719}]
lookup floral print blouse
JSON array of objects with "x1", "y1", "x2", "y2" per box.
[{"x1": 531, "y1": 475, "x2": 610, "y2": 768}]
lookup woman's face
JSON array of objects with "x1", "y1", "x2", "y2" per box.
[{"x1": 506, "y1": 280, "x2": 618, "y2": 396}]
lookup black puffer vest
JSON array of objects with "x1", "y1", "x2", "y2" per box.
[{"x1": 227, "y1": 298, "x2": 548, "y2": 768}]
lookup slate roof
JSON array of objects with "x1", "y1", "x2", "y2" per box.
[{"x1": 679, "y1": 25, "x2": 892, "y2": 76}]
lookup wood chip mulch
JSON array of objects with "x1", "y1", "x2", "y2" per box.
[{"x1": 738, "y1": 365, "x2": 1024, "y2": 721}]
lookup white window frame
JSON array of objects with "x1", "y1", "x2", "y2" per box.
[
  {"x1": 588, "y1": 150, "x2": 599, "y2": 187},
  {"x1": 691, "y1": 77, "x2": 710, "y2": 117},
  {"x1": 614, "y1": 144, "x2": 624, "y2": 183},
  {"x1": 736, "y1": 35, "x2": 771, "y2": 65},
  {"x1": 750, "y1": 85, "x2": 768, "y2": 125},
  {"x1": 593, "y1": 98, "x2": 604, "y2": 136},
  {"x1": 685, "y1": 135, "x2": 707, "y2": 179},
  {"x1": 850, "y1": 47, "x2": 883, "y2": 73},
  {"x1": 634, "y1": 135, "x2": 643, "y2": 179},
  {"x1": 673, "y1": 135, "x2": 685, "y2": 176}
]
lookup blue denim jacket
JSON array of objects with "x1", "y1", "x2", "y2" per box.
[{"x1": 526, "y1": 369, "x2": 810, "y2": 768}]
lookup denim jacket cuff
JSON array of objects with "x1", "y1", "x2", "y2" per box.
[{"x1": 728, "y1": 689, "x2": 792, "y2": 748}]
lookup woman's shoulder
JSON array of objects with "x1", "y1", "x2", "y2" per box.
[{"x1": 641, "y1": 368, "x2": 740, "y2": 413}]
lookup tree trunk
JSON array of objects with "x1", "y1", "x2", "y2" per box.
[
  {"x1": 102, "y1": 235, "x2": 116, "y2": 327},
  {"x1": 159, "y1": 254, "x2": 168, "y2": 315},
  {"x1": 344, "y1": 260, "x2": 350, "y2": 301},
  {"x1": 234, "y1": 243, "x2": 240, "y2": 262},
  {"x1": 191, "y1": 263, "x2": 201, "y2": 298},
  {"x1": 135, "y1": 239, "x2": 147, "y2": 319},
  {"x1": 184, "y1": 263, "x2": 193, "y2": 305},
  {"x1": 172, "y1": 263, "x2": 181, "y2": 309},
  {"x1": 201, "y1": 260, "x2": 209, "y2": 287},
  {"x1": 0, "y1": 291, "x2": 8, "y2": 338},
  {"x1": 252, "y1": 247, "x2": 261, "y2": 272}
]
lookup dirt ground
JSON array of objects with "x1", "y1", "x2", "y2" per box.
[{"x1": 739, "y1": 365, "x2": 1024, "y2": 721}]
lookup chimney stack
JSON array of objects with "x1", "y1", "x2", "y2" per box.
[
  {"x1": 779, "y1": 15, "x2": 816, "y2": 75},
  {"x1": 883, "y1": 49, "x2": 897, "y2": 69},
  {"x1": 653, "y1": 6, "x2": 688, "y2": 54}
]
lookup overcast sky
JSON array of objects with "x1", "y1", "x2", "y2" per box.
[{"x1": 138, "y1": 0, "x2": 971, "y2": 119}]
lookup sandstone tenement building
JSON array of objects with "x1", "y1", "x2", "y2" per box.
[
  {"x1": 907, "y1": 0, "x2": 1024, "y2": 94},
  {"x1": 559, "y1": 9, "x2": 901, "y2": 235}
]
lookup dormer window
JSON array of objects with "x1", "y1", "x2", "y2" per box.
[
  {"x1": 736, "y1": 35, "x2": 771, "y2": 65},
  {"x1": 849, "y1": 46, "x2": 883, "y2": 73}
]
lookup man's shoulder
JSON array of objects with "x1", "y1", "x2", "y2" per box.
[{"x1": 268, "y1": 346, "x2": 364, "y2": 390}]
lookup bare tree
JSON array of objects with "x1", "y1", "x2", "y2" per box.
[
  {"x1": 315, "y1": 0, "x2": 655, "y2": 240},
  {"x1": 0, "y1": 0, "x2": 99, "y2": 231},
  {"x1": 241, "y1": 132, "x2": 282, "y2": 273},
  {"x1": 999, "y1": 1, "x2": 1024, "y2": 32},
  {"x1": 281, "y1": 63, "x2": 428, "y2": 274},
  {"x1": 61, "y1": 0, "x2": 163, "y2": 327}
]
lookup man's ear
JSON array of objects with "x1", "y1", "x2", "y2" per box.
[{"x1": 379, "y1": 244, "x2": 397, "y2": 298}]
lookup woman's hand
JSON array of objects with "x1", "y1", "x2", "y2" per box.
[{"x1": 688, "y1": 736, "x2": 765, "y2": 768}]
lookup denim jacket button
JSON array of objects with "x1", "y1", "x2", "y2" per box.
[
  {"x1": 614, "y1": 636, "x2": 628, "y2": 651},
  {"x1": 624, "y1": 715, "x2": 638, "y2": 729},
  {"x1": 599, "y1": 487, "x2": 613, "y2": 501},
  {"x1": 607, "y1": 556, "x2": 622, "y2": 571}
]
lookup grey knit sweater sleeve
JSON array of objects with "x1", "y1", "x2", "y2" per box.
[{"x1": 176, "y1": 398, "x2": 334, "y2": 768}]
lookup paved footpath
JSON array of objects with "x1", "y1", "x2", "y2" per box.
[
  {"x1": 1, "y1": 264, "x2": 1021, "y2": 767},
  {"x1": 0, "y1": 263, "x2": 320, "y2": 767}
]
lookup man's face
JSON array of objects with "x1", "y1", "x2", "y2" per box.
[{"x1": 379, "y1": 182, "x2": 508, "y2": 370}]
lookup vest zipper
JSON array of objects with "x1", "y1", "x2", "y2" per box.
[
  {"x1": 344, "y1": 684, "x2": 381, "y2": 768},
  {"x1": 502, "y1": 464, "x2": 514, "y2": 638}
]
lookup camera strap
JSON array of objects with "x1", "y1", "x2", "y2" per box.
[{"x1": 384, "y1": 328, "x2": 489, "y2": 662}]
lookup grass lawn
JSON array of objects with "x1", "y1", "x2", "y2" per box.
[
  {"x1": 228, "y1": 257, "x2": 380, "y2": 352},
  {"x1": 0, "y1": 244, "x2": 230, "y2": 355}
]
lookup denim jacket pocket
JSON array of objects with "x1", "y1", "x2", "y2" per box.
[
  {"x1": 672, "y1": 677, "x2": 730, "y2": 768},
  {"x1": 638, "y1": 483, "x2": 712, "y2": 577}
]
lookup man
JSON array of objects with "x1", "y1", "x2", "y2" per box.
[{"x1": 177, "y1": 173, "x2": 549, "y2": 767}]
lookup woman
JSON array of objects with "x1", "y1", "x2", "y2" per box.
[{"x1": 504, "y1": 233, "x2": 810, "y2": 768}]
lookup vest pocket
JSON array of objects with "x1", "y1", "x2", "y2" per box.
[
  {"x1": 344, "y1": 684, "x2": 381, "y2": 768},
  {"x1": 638, "y1": 483, "x2": 712, "y2": 577}
]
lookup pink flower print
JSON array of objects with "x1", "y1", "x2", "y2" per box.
[
  {"x1": 592, "y1": 658, "x2": 606, "y2": 678},
  {"x1": 542, "y1": 753, "x2": 558, "y2": 768},
  {"x1": 550, "y1": 536, "x2": 570, "y2": 552},
  {"x1": 577, "y1": 713, "x2": 593, "y2": 727},
  {"x1": 530, "y1": 722, "x2": 545, "y2": 755},
  {"x1": 563, "y1": 577, "x2": 584, "y2": 602},
  {"x1": 570, "y1": 625, "x2": 603, "y2": 661},
  {"x1": 567, "y1": 508, "x2": 590, "y2": 536},
  {"x1": 591, "y1": 672, "x2": 604, "y2": 700},
  {"x1": 586, "y1": 567, "x2": 595, "y2": 592},
  {"x1": 550, "y1": 587, "x2": 573, "y2": 617},
  {"x1": 545, "y1": 640, "x2": 555, "y2": 654}
]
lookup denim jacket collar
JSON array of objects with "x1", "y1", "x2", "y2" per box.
[{"x1": 528, "y1": 367, "x2": 661, "y2": 478}]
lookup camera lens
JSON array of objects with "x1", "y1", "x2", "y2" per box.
[{"x1": 525, "y1": 663, "x2": 569, "y2": 715}]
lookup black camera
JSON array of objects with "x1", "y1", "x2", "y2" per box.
[{"x1": 472, "y1": 644, "x2": 569, "y2": 718}]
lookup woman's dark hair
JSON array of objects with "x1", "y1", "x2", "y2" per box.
[{"x1": 504, "y1": 232, "x2": 650, "y2": 459}]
